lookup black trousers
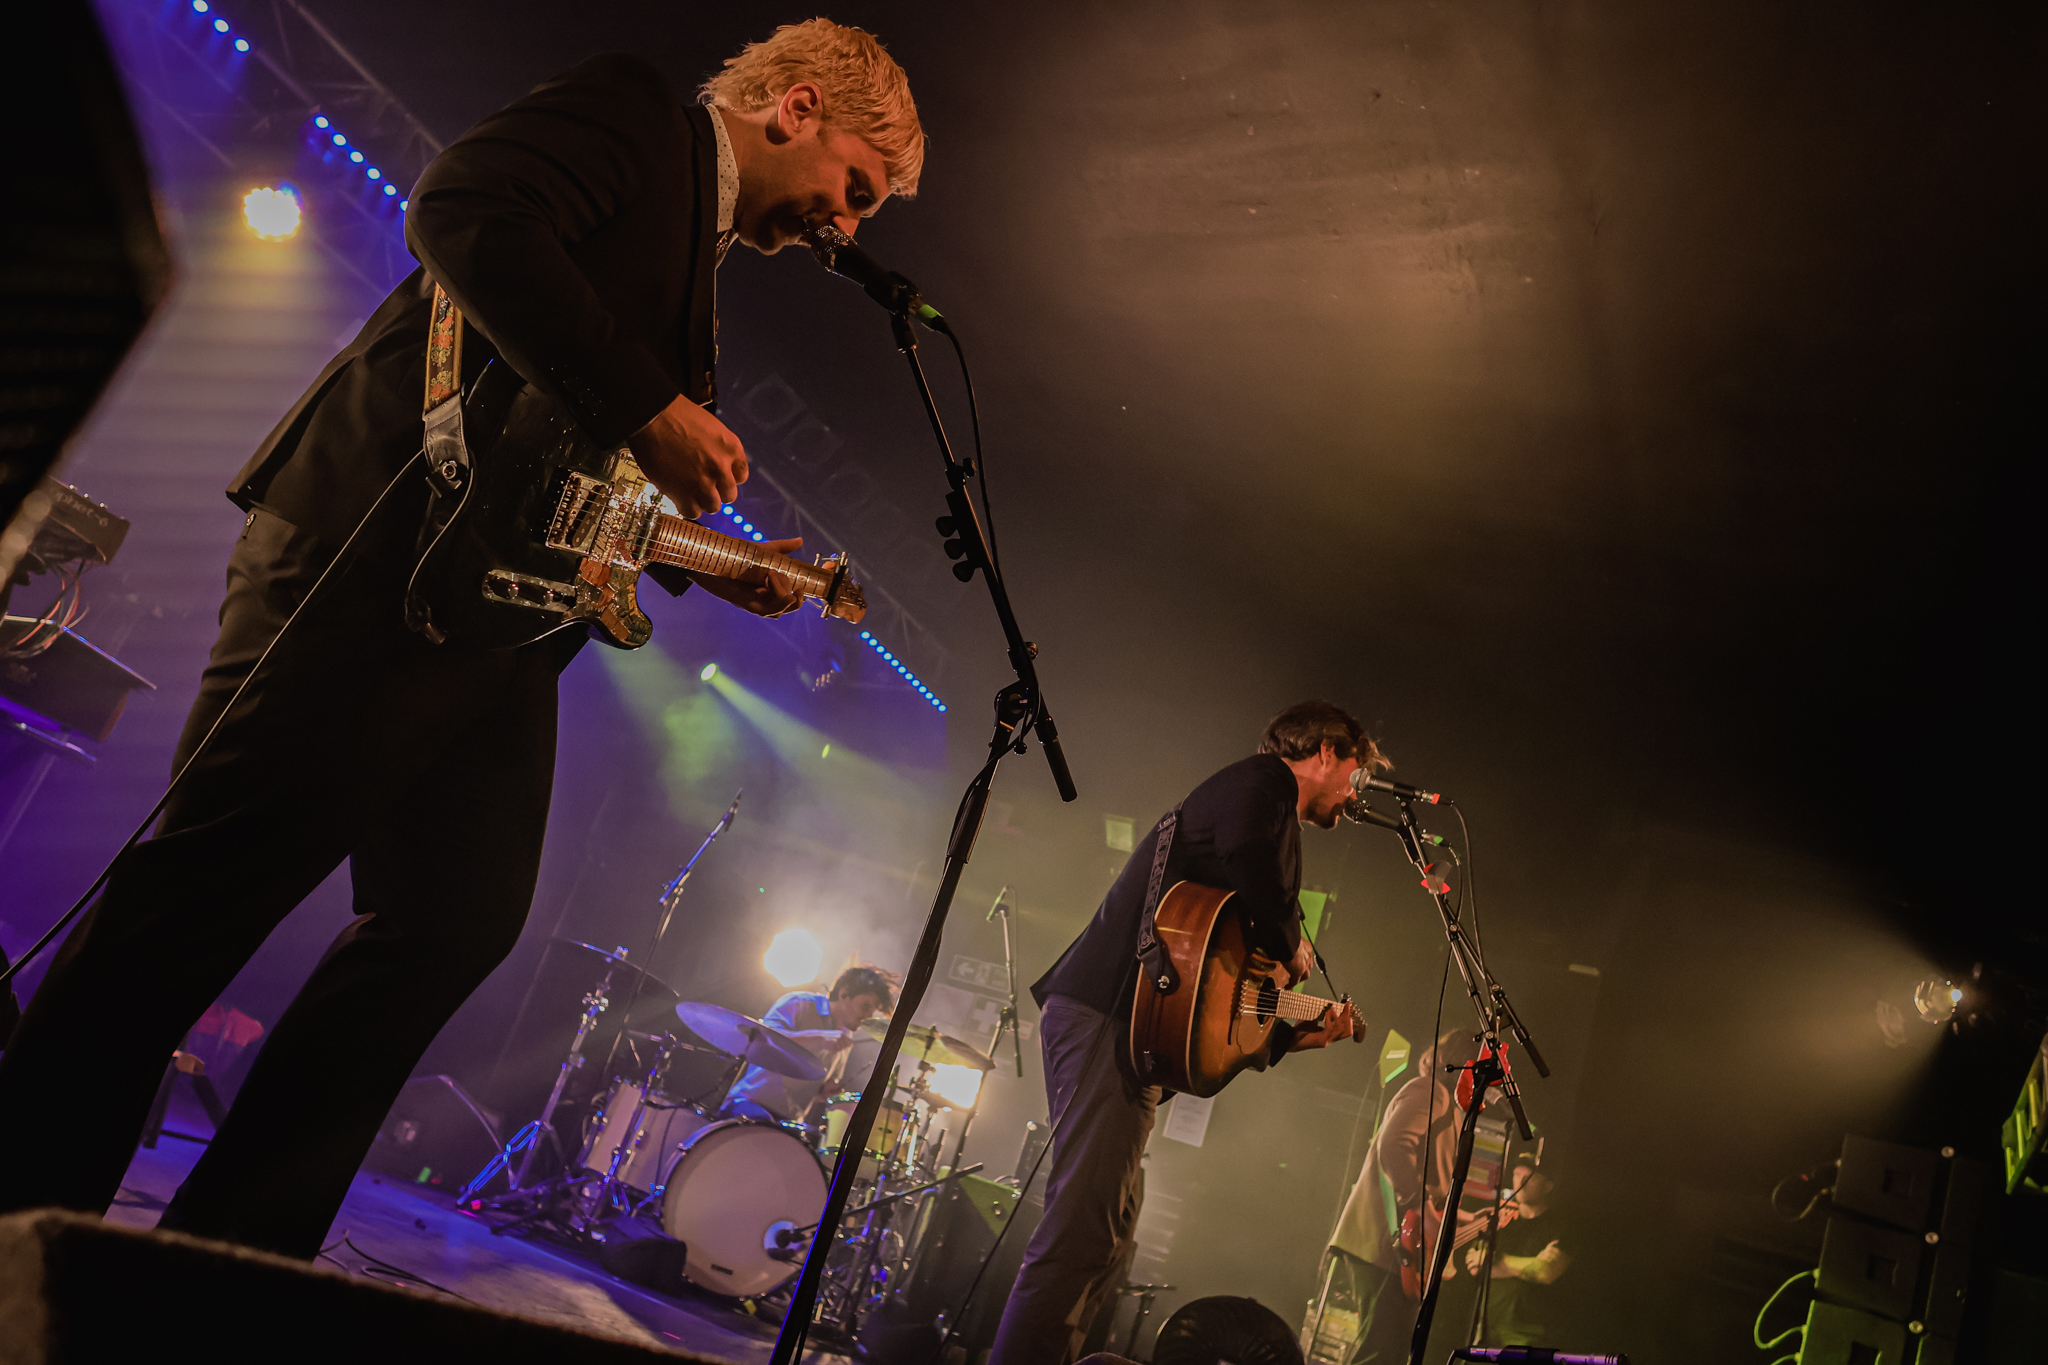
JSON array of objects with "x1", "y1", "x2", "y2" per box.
[
  {"x1": 0, "y1": 510, "x2": 570, "y2": 1257},
  {"x1": 987, "y1": 995, "x2": 1158, "y2": 1365}
]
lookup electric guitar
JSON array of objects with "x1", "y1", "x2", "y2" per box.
[
  {"x1": 405, "y1": 360, "x2": 866, "y2": 651},
  {"x1": 1128, "y1": 881, "x2": 1362, "y2": 1097},
  {"x1": 1398, "y1": 1201, "x2": 1522, "y2": 1298}
]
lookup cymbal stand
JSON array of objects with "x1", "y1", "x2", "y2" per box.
[
  {"x1": 592, "y1": 790, "x2": 741, "y2": 1092},
  {"x1": 949, "y1": 885, "x2": 1025, "y2": 1171},
  {"x1": 460, "y1": 962, "x2": 622, "y2": 1203}
]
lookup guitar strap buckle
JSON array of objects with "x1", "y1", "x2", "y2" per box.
[{"x1": 1133, "y1": 803, "x2": 1183, "y2": 996}]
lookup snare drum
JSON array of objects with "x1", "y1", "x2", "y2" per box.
[
  {"x1": 580, "y1": 1079, "x2": 711, "y2": 1191},
  {"x1": 658, "y1": 1119, "x2": 827, "y2": 1298},
  {"x1": 819, "y1": 1091, "x2": 907, "y2": 1157}
]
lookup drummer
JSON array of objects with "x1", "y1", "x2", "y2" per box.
[{"x1": 725, "y1": 967, "x2": 895, "y2": 1125}]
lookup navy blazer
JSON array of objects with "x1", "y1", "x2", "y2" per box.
[
  {"x1": 227, "y1": 54, "x2": 720, "y2": 563},
  {"x1": 1035, "y1": 753, "x2": 1306, "y2": 1019}
]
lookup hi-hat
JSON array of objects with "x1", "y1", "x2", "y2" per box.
[
  {"x1": 675, "y1": 1001, "x2": 826, "y2": 1082},
  {"x1": 859, "y1": 1019, "x2": 994, "y2": 1071}
]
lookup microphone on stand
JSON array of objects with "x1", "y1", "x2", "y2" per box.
[
  {"x1": 803, "y1": 223, "x2": 950, "y2": 332},
  {"x1": 987, "y1": 885, "x2": 1012, "y2": 921},
  {"x1": 1343, "y1": 771, "x2": 1404, "y2": 830},
  {"x1": 1357, "y1": 770, "x2": 1443, "y2": 804}
]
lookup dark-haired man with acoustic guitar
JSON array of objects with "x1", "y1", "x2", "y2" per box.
[{"x1": 986, "y1": 701, "x2": 1373, "y2": 1365}]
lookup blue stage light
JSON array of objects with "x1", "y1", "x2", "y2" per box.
[
  {"x1": 349, "y1": 151, "x2": 364, "y2": 164},
  {"x1": 383, "y1": 185, "x2": 397, "y2": 196},
  {"x1": 366, "y1": 168, "x2": 381, "y2": 180},
  {"x1": 212, "y1": 17, "x2": 228, "y2": 32},
  {"x1": 192, "y1": 1, "x2": 208, "y2": 11},
  {"x1": 399, "y1": 200, "x2": 409, "y2": 210},
  {"x1": 234, "y1": 37, "x2": 249, "y2": 51},
  {"x1": 750, "y1": 532, "x2": 763, "y2": 542},
  {"x1": 313, "y1": 115, "x2": 328, "y2": 128},
  {"x1": 332, "y1": 133, "x2": 347, "y2": 147}
]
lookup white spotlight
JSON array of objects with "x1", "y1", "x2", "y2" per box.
[
  {"x1": 926, "y1": 1063, "x2": 984, "y2": 1110},
  {"x1": 763, "y1": 928, "x2": 822, "y2": 988},
  {"x1": 242, "y1": 185, "x2": 301, "y2": 240}
]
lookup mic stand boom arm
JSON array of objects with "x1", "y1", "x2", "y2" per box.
[
  {"x1": 1380, "y1": 793, "x2": 1545, "y2": 1365},
  {"x1": 770, "y1": 291, "x2": 1079, "y2": 1365}
]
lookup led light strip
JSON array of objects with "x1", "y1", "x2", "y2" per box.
[
  {"x1": 858, "y1": 630, "x2": 947, "y2": 712},
  {"x1": 189, "y1": 2, "x2": 408, "y2": 208}
]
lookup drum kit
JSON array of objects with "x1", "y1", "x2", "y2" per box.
[{"x1": 462, "y1": 938, "x2": 1000, "y2": 1338}]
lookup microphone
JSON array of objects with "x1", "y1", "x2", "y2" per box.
[
  {"x1": 804, "y1": 224, "x2": 948, "y2": 331},
  {"x1": 1352, "y1": 768, "x2": 1442, "y2": 804},
  {"x1": 987, "y1": 886, "x2": 1012, "y2": 921},
  {"x1": 1342, "y1": 795, "x2": 1405, "y2": 831},
  {"x1": 719, "y1": 788, "x2": 744, "y2": 826}
]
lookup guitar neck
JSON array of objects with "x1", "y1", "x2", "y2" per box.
[
  {"x1": 1256, "y1": 988, "x2": 1349, "y2": 1023},
  {"x1": 646, "y1": 513, "x2": 834, "y2": 598}
]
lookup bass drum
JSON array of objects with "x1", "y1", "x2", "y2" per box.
[{"x1": 659, "y1": 1119, "x2": 827, "y2": 1298}]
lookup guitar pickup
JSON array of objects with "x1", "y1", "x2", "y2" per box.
[
  {"x1": 546, "y1": 472, "x2": 611, "y2": 554},
  {"x1": 482, "y1": 570, "x2": 578, "y2": 612}
]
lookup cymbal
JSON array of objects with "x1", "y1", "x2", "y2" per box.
[
  {"x1": 674, "y1": 1001, "x2": 826, "y2": 1083},
  {"x1": 549, "y1": 938, "x2": 679, "y2": 1002},
  {"x1": 859, "y1": 1019, "x2": 994, "y2": 1071}
]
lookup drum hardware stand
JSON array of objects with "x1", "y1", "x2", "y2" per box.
[
  {"x1": 946, "y1": 885, "x2": 1025, "y2": 1170},
  {"x1": 461, "y1": 968, "x2": 619, "y2": 1203},
  {"x1": 775, "y1": 235, "x2": 1078, "y2": 1365},
  {"x1": 595, "y1": 789, "x2": 741, "y2": 1087}
]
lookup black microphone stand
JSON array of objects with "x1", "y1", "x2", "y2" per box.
[
  {"x1": 770, "y1": 277, "x2": 1078, "y2": 1365},
  {"x1": 1350, "y1": 793, "x2": 1548, "y2": 1365}
]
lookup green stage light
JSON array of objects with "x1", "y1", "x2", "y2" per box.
[{"x1": 700, "y1": 662, "x2": 718, "y2": 681}]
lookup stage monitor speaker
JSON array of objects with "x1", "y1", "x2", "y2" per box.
[
  {"x1": 1834, "y1": 1135, "x2": 1940, "y2": 1233},
  {"x1": 1798, "y1": 1300, "x2": 1907, "y2": 1365},
  {"x1": 365, "y1": 1074, "x2": 503, "y2": 1192},
  {"x1": 0, "y1": 1208, "x2": 712, "y2": 1362},
  {"x1": 0, "y1": 0, "x2": 170, "y2": 553}
]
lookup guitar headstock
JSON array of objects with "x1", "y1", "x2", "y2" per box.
[{"x1": 828, "y1": 579, "x2": 868, "y2": 625}]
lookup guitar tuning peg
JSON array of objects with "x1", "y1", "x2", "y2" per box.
[{"x1": 935, "y1": 515, "x2": 956, "y2": 535}]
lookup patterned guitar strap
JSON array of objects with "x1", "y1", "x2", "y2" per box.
[
  {"x1": 1133, "y1": 802, "x2": 1185, "y2": 997},
  {"x1": 404, "y1": 285, "x2": 470, "y2": 641},
  {"x1": 421, "y1": 284, "x2": 469, "y2": 499}
]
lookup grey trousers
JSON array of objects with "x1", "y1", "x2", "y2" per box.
[{"x1": 986, "y1": 994, "x2": 1159, "y2": 1365}]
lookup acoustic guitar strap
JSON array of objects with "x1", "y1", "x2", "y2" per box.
[{"x1": 1133, "y1": 802, "x2": 1184, "y2": 995}]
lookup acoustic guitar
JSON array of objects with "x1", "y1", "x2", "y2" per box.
[
  {"x1": 405, "y1": 359, "x2": 866, "y2": 651},
  {"x1": 1128, "y1": 881, "x2": 1361, "y2": 1097}
]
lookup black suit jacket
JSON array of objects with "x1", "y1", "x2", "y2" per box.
[
  {"x1": 228, "y1": 54, "x2": 720, "y2": 565},
  {"x1": 1034, "y1": 753, "x2": 1306, "y2": 1019}
]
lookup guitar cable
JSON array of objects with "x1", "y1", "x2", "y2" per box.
[{"x1": 0, "y1": 449, "x2": 429, "y2": 990}]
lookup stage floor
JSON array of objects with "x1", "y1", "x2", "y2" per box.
[{"x1": 110, "y1": 1091, "x2": 852, "y2": 1364}]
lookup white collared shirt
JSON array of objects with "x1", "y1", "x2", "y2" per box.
[{"x1": 706, "y1": 104, "x2": 739, "y2": 261}]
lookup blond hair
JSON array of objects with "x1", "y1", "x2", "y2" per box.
[{"x1": 700, "y1": 19, "x2": 924, "y2": 198}]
